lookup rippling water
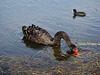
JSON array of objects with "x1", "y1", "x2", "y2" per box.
[
  {"x1": 0, "y1": 0, "x2": 100, "y2": 56},
  {"x1": 0, "y1": 0, "x2": 100, "y2": 74}
]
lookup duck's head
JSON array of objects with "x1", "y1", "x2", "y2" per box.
[{"x1": 73, "y1": 9, "x2": 77, "y2": 13}]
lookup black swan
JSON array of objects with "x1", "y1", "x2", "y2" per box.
[
  {"x1": 22, "y1": 24, "x2": 79, "y2": 55},
  {"x1": 73, "y1": 9, "x2": 86, "y2": 16}
]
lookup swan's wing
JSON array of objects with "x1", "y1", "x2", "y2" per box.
[{"x1": 29, "y1": 27, "x2": 53, "y2": 45}]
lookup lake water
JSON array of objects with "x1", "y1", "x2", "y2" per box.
[{"x1": 0, "y1": 0, "x2": 100, "y2": 74}]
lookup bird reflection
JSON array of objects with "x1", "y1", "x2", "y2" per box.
[
  {"x1": 52, "y1": 46, "x2": 75, "y2": 61},
  {"x1": 22, "y1": 36, "x2": 45, "y2": 50},
  {"x1": 22, "y1": 37, "x2": 75, "y2": 61}
]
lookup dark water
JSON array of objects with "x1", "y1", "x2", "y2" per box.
[{"x1": 0, "y1": 0, "x2": 100, "y2": 74}]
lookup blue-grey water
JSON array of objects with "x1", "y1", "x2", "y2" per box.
[
  {"x1": 0, "y1": 0, "x2": 100, "y2": 74},
  {"x1": 0, "y1": 0, "x2": 100, "y2": 56},
  {"x1": 0, "y1": 0, "x2": 100, "y2": 55}
]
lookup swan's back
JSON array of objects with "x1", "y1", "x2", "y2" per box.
[{"x1": 22, "y1": 24, "x2": 53, "y2": 45}]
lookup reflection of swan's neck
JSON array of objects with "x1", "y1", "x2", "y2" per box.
[{"x1": 53, "y1": 31, "x2": 72, "y2": 47}]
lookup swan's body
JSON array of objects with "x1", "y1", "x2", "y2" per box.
[
  {"x1": 22, "y1": 24, "x2": 79, "y2": 54},
  {"x1": 73, "y1": 9, "x2": 86, "y2": 16}
]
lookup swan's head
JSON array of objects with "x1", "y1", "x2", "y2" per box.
[
  {"x1": 70, "y1": 44, "x2": 79, "y2": 55},
  {"x1": 22, "y1": 26, "x2": 28, "y2": 35},
  {"x1": 22, "y1": 26, "x2": 28, "y2": 31},
  {"x1": 73, "y1": 47, "x2": 79, "y2": 55}
]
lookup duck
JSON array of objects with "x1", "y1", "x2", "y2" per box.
[
  {"x1": 22, "y1": 24, "x2": 79, "y2": 55},
  {"x1": 73, "y1": 9, "x2": 86, "y2": 16}
]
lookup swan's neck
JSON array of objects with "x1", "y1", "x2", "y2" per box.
[{"x1": 53, "y1": 31, "x2": 72, "y2": 48}]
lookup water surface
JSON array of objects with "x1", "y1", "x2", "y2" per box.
[{"x1": 0, "y1": 0, "x2": 100, "y2": 74}]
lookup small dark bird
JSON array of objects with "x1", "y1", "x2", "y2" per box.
[
  {"x1": 73, "y1": 9, "x2": 86, "y2": 16},
  {"x1": 22, "y1": 24, "x2": 79, "y2": 55}
]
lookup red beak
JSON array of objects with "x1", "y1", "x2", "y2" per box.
[{"x1": 74, "y1": 49, "x2": 79, "y2": 55}]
